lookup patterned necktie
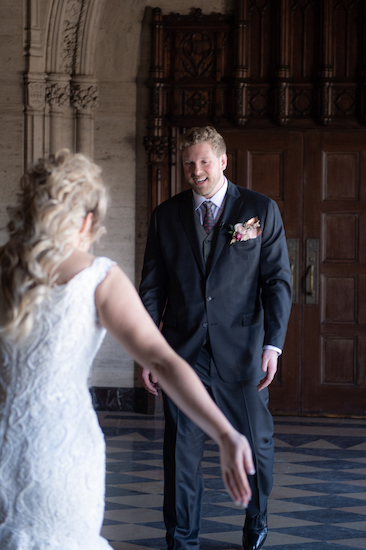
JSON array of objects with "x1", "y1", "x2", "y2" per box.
[{"x1": 203, "y1": 201, "x2": 215, "y2": 234}]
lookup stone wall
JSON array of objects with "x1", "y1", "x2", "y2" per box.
[{"x1": 0, "y1": 3, "x2": 25, "y2": 244}]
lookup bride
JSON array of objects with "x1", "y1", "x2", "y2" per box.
[{"x1": 0, "y1": 150, "x2": 254, "y2": 549}]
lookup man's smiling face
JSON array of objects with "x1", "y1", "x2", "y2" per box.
[{"x1": 182, "y1": 142, "x2": 227, "y2": 198}]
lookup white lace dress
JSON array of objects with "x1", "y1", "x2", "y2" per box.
[{"x1": 0, "y1": 257, "x2": 116, "y2": 550}]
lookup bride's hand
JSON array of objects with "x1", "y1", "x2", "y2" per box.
[{"x1": 218, "y1": 429, "x2": 255, "y2": 508}]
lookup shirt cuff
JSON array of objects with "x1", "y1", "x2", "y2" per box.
[{"x1": 263, "y1": 344, "x2": 282, "y2": 356}]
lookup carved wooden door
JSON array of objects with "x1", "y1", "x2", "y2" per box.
[
  {"x1": 143, "y1": 1, "x2": 366, "y2": 416},
  {"x1": 220, "y1": 130, "x2": 366, "y2": 416}
]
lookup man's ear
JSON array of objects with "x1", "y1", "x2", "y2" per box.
[
  {"x1": 80, "y1": 212, "x2": 94, "y2": 236},
  {"x1": 221, "y1": 153, "x2": 228, "y2": 171}
]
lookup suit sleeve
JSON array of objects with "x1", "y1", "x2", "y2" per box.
[
  {"x1": 259, "y1": 199, "x2": 292, "y2": 350},
  {"x1": 139, "y1": 208, "x2": 168, "y2": 326}
]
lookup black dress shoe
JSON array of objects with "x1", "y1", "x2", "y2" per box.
[{"x1": 242, "y1": 510, "x2": 267, "y2": 550}]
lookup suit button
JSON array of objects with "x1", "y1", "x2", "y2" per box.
[
  {"x1": 202, "y1": 322, "x2": 208, "y2": 328},
  {"x1": 206, "y1": 296, "x2": 212, "y2": 301}
]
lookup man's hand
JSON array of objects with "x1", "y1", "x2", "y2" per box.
[
  {"x1": 257, "y1": 349, "x2": 278, "y2": 391},
  {"x1": 140, "y1": 366, "x2": 160, "y2": 396}
]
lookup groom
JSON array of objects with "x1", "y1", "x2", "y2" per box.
[{"x1": 139, "y1": 126, "x2": 292, "y2": 550}]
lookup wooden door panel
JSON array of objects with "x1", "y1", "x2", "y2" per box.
[
  {"x1": 303, "y1": 132, "x2": 366, "y2": 416},
  {"x1": 222, "y1": 131, "x2": 303, "y2": 414}
]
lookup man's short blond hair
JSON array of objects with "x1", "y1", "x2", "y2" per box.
[{"x1": 180, "y1": 126, "x2": 226, "y2": 157}]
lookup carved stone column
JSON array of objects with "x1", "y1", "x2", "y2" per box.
[
  {"x1": 24, "y1": 0, "x2": 104, "y2": 165},
  {"x1": 25, "y1": 74, "x2": 46, "y2": 166},
  {"x1": 46, "y1": 74, "x2": 71, "y2": 154},
  {"x1": 71, "y1": 77, "x2": 99, "y2": 157}
]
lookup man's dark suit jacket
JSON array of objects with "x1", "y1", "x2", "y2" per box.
[{"x1": 140, "y1": 180, "x2": 292, "y2": 382}]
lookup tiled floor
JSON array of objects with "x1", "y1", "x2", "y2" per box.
[{"x1": 98, "y1": 412, "x2": 366, "y2": 550}]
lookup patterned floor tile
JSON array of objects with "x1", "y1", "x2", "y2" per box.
[
  {"x1": 99, "y1": 413, "x2": 366, "y2": 549},
  {"x1": 109, "y1": 543, "x2": 155, "y2": 550},
  {"x1": 105, "y1": 494, "x2": 164, "y2": 508},
  {"x1": 104, "y1": 508, "x2": 163, "y2": 523},
  {"x1": 330, "y1": 539, "x2": 366, "y2": 549},
  {"x1": 100, "y1": 523, "x2": 165, "y2": 541}
]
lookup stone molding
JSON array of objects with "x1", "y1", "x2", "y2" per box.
[
  {"x1": 46, "y1": 81, "x2": 71, "y2": 108},
  {"x1": 60, "y1": 0, "x2": 85, "y2": 75},
  {"x1": 26, "y1": 79, "x2": 46, "y2": 111},
  {"x1": 71, "y1": 82, "x2": 99, "y2": 112}
]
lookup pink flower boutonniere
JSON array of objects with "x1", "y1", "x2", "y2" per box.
[{"x1": 229, "y1": 216, "x2": 262, "y2": 244}]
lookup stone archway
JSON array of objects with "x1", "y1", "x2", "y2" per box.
[{"x1": 24, "y1": 0, "x2": 105, "y2": 166}]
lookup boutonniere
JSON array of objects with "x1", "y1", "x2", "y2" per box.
[{"x1": 229, "y1": 216, "x2": 262, "y2": 244}]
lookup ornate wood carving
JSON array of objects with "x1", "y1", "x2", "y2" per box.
[
  {"x1": 143, "y1": 135, "x2": 169, "y2": 164},
  {"x1": 143, "y1": 135, "x2": 170, "y2": 210},
  {"x1": 275, "y1": 0, "x2": 291, "y2": 125},
  {"x1": 144, "y1": 0, "x2": 365, "y2": 210},
  {"x1": 232, "y1": 0, "x2": 248, "y2": 125}
]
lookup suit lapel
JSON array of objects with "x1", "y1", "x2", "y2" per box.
[
  {"x1": 208, "y1": 181, "x2": 242, "y2": 275},
  {"x1": 179, "y1": 192, "x2": 206, "y2": 276}
]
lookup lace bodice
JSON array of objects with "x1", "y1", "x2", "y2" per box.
[{"x1": 0, "y1": 257, "x2": 116, "y2": 550}]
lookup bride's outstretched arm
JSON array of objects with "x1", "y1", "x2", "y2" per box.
[{"x1": 95, "y1": 265, "x2": 255, "y2": 508}]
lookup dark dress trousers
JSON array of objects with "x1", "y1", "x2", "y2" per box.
[{"x1": 139, "y1": 180, "x2": 292, "y2": 549}]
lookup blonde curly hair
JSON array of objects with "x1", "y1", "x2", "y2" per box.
[{"x1": 0, "y1": 149, "x2": 108, "y2": 341}]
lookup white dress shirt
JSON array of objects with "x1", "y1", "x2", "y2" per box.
[{"x1": 193, "y1": 178, "x2": 228, "y2": 223}]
